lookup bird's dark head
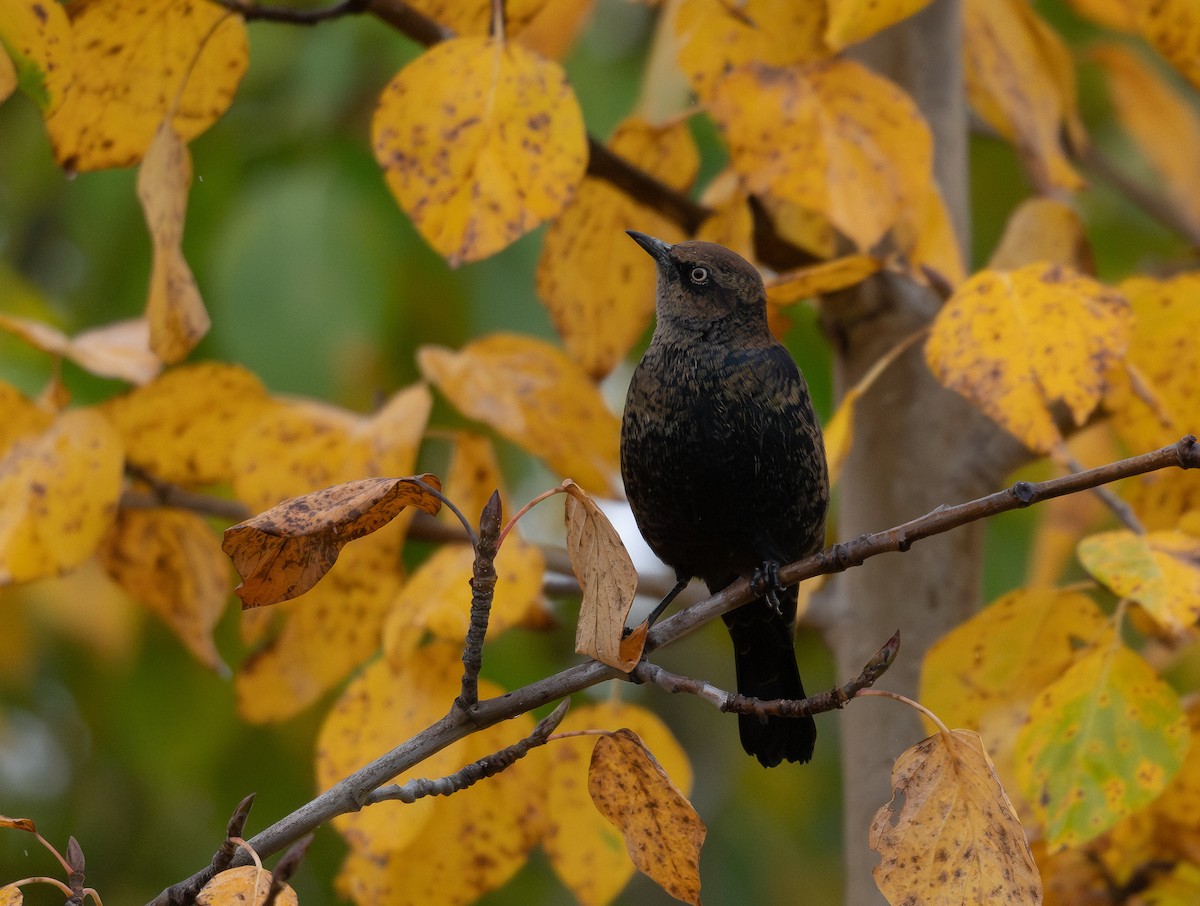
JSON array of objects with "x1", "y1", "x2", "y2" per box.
[{"x1": 627, "y1": 231, "x2": 768, "y2": 334}]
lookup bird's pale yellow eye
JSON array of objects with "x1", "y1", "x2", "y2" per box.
[{"x1": 689, "y1": 266, "x2": 709, "y2": 285}]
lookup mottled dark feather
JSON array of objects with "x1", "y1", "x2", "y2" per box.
[{"x1": 621, "y1": 234, "x2": 829, "y2": 767}]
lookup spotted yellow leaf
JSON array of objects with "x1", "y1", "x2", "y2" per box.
[
  {"x1": 1132, "y1": 0, "x2": 1200, "y2": 91},
  {"x1": 988, "y1": 198, "x2": 1093, "y2": 272},
  {"x1": 1078, "y1": 530, "x2": 1200, "y2": 636},
  {"x1": 0, "y1": 0, "x2": 72, "y2": 114},
  {"x1": 1015, "y1": 643, "x2": 1190, "y2": 850},
  {"x1": 926, "y1": 264, "x2": 1131, "y2": 454},
  {"x1": 373, "y1": 36, "x2": 586, "y2": 265},
  {"x1": 45, "y1": 0, "x2": 247, "y2": 171},
  {"x1": 825, "y1": 0, "x2": 936, "y2": 50},
  {"x1": 708, "y1": 58, "x2": 932, "y2": 252}
]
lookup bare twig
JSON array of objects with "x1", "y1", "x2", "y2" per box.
[
  {"x1": 218, "y1": 0, "x2": 369, "y2": 24},
  {"x1": 368, "y1": 699, "x2": 570, "y2": 805},
  {"x1": 263, "y1": 834, "x2": 312, "y2": 906},
  {"x1": 1061, "y1": 452, "x2": 1145, "y2": 534},
  {"x1": 459, "y1": 491, "x2": 503, "y2": 708},
  {"x1": 122, "y1": 466, "x2": 251, "y2": 521}
]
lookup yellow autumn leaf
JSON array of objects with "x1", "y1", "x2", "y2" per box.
[
  {"x1": 536, "y1": 116, "x2": 697, "y2": 378},
  {"x1": 418, "y1": 334, "x2": 621, "y2": 495},
  {"x1": 1093, "y1": 43, "x2": 1200, "y2": 242},
  {"x1": 0, "y1": 381, "x2": 55, "y2": 457},
  {"x1": 235, "y1": 522, "x2": 406, "y2": 723},
  {"x1": 0, "y1": 45, "x2": 15, "y2": 103},
  {"x1": 1105, "y1": 273, "x2": 1200, "y2": 528},
  {"x1": 674, "y1": 0, "x2": 827, "y2": 99},
  {"x1": 964, "y1": 0, "x2": 1085, "y2": 192},
  {"x1": 0, "y1": 314, "x2": 161, "y2": 385},
  {"x1": 765, "y1": 255, "x2": 882, "y2": 306},
  {"x1": 103, "y1": 362, "x2": 272, "y2": 487},
  {"x1": 871, "y1": 729, "x2": 1042, "y2": 906},
  {"x1": 46, "y1": 0, "x2": 248, "y2": 171},
  {"x1": 372, "y1": 36, "x2": 586, "y2": 265},
  {"x1": 824, "y1": 0, "x2": 936, "y2": 50},
  {"x1": 0, "y1": 0, "x2": 72, "y2": 114},
  {"x1": 1078, "y1": 530, "x2": 1200, "y2": 636},
  {"x1": 0, "y1": 409, "x2": 124, "y2": 584},
  {"x1": 100, "y1": 508, "x2": 228, "y2": 671},
  {"x1": 1063, "y1": 0, "x2": 1135, "y2": 31},
  {"x1": 988, "y1": 198, "x2": 1093, "y2": 272},
  {"x1": 564, "y1": 481, "x2": 639, "y2": 671},
  {"x1": 708, "y1": 58, "x2": 932, "y2": 252},
  {"x1": 1132, "y1": 0, "x2": 1200, "y2": 91},
  {"x1": 539, "y1": 701, "x2": 692, "y2": 906},
  {"x1": 402, "y1": 0, "x2": 550, "y2": 36},
  {"x1": 1151, "y1": 700, "x2": 1200, "y2": 831},
  {"x1": 438, "y1": 432, "x2": 503, "y2": 533},
  {"x1": 196, "y1": 865, "x2": 297, "y2": 906},
  {"x1": 925, "y1": 264, "x2": 1131, "y2": 454},
  {"x1": 382, "y1": 537, "x2": 546, "y2": 662},
  {"x1": 694, "y1": 170, "x2": 755, "y2": 257},
  {"x1": 1015, "y1": 643, "x2": 1190, "y2": 850},
  {"x1": 894, "y1": 181, "x2": 966, "y2": 289},
  {"x1": 137, "y1": 121, "x2": 209, "y2": 364}
]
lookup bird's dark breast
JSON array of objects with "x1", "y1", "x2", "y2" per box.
[{"x1": 620, "y1": 339, "x2": 828, "y2": 587}]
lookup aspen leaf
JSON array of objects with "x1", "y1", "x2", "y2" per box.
[
  {"x1": 372, "y1": 36, "x2": 586, "y2": 265},
  {"x1": 1133, "y1": 0, "x2": 1200, "y2": 91},
  {"x1": 1077, "y1": 530, "x2": 1200, "y2": 636},
  {"x1": 895, "y1": 181, "x2": 966, "y2": 288},
  {"x1": 0, "y1": 314, "x2": 160, "y2": 385},
  {"x1": 103, "y1": 362, "x2": 271, "y2": 486},
  {"x1": 824, "y1": 0, "x2": 936, "y2": 50},
  {"x1": 224, "y1": 475, "x2": 442, "y2": 608},
  {"x1": 1152, "y1": 701, "x2": 1200, "y2": 831},
  {"x1": 537, "y1": 117, "x2": 697, "y2": 378},
  {"x1": 964, "y1": 0, "x2": 1085, "y2": 192},
  {"x1": 871, "y1": 729, "x2": 1042, "y2": 906},
  {"x1": 196, "y1": 866, "x2": 297, "y2": 906},
  {"x1": 439, "y1": 432, "x2": 505, "y2": 533},
  {"x1": 383, "y1": 537, "x2": 546, "y2": 662},
  {"x1": 101, "y1": 508, "x2": 228, "y2": 671},
  {"x1": 674, "y1": 0, "x2": 827, "y2": 99},
  {"x1": 765, "y1": 255, "x2": 882, "y2": 306},
  {"x1": 45, "y1": 0, "x2": 248, "y2": 171},
  {"x1": 0, "y1": 0, "x2": 72, "y2": 114},
  {"x1": 1092, "y1": 43, "x2": 1200, "y2": 242},
  {"x1": 0, "y1": 382, "x2": 54, "y2": 457},
  {"x1": 0, "y1": 409, "x2": 123, "y2": 584},
  {"x1": 708, "y1": 58, "x2": 932, "y2": 252},
  {"x1": 418, "y1": 334, "x2": 621, "y2": 495},
  {"x1": 589, "y1": 728, "x2": 705, "y2": 905},
  {"x1": 925, "y1": 264, "x2": 1132, "y2": 454},
  {"x1": 563, "y1": 480, "x2": 639, "y2": 671},
  {"x1": 235, "y1": 524, "x2": 406, "y2": 722},
  {"x1": 695, "y1": 170, "x2": 756, "y2": 257},
  {"x1": 1015, "y1": 644, "x2": 1190, "y2": 850},
  {"x1": 988, "y1": 198, "x2": 1093, "y2": 273},
  {"x1": 540, "y1": 701, "x2": 691, "y2": 906},
  {"x1": 137, "y1": 121, "x2": 208, "y2": 364}
]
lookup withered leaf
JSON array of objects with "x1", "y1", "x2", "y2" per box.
[{"x1": 223, "y1": 474, "x2": 442, "y2": 608}]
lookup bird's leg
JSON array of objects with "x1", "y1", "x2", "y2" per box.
[
  {"x1": 751, "y1": 561, "x2": 785, "y2": 615},
  {"x1": 644, "y1": 578, "x2": 689, "y2": 629}
]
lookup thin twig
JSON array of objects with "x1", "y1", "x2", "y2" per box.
[
  {"x1": 219, "y1": 0, "x2": 370, "y2": 24},
  {"x1": 122, "y1": 466, "x2": 251, "y2": 521},
  {"x1": 458, "y1": 491, "x2": 503, "y2": 708},
  {"x1": 262, "y1": 834, "x2": 312, "y2": 906},
  {"x1": 1061, "y1": 453, "x2": 1145, "y2": 534},
  {"x1": 367, "y1": 699, "x2": 570, "y2": 805}
]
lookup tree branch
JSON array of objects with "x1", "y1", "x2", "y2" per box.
[{"x1": 219, "y1": 0, "x2": 370, "y2": 24}]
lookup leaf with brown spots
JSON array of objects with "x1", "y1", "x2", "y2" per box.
[
  {"x1": 223, "y1": 474, "x2": 442, "y2": 608},
  {"x1": 1078, "y1": 530, "x2": 1200, "y2": 637},
  {"x1": 871, "y1": 728, "x2": 1042, "y2": 906},
  {"x1": 588, "y1": 728, "x2": 705, "y2": 905},
  {"x1": 45, "y1": 0, "x2": 248, "y2": 171},
  {"x1": 196, "y1": 865, "x2": 297, "y2": 906},
  {"x1": 1015, "y1": 643, "x2": 1190, "y2": 850},
  {"x1": 418, "y1": 333, "x2": 621, "y2": 495},
  {"x1": 0, "y1": 814, "x2": 36, "y2": 833},
  {"x1": 925, "y1": 263, "x2": 1132, "y2": 454},
  {"x1": 372, "y1": 36, "x2": 586, "y2": 265},
  {"x1": 563, "y1": 480, "x2": 639, "y2": 670},
  {"x1": 1132, "y1": 0, "x2": 1200, "y2": 91},
  {"x1": 0, "y1": 0, "x2": 72, "y2": 114},
  {"x1": 137, "y1": 121, "x2": 209, "y2": 364}
]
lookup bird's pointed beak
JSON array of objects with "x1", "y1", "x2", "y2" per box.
[{"x1": 626, "y1": 230, "x2": 673, "y2": 265}]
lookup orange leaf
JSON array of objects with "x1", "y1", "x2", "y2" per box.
[
  {"x1": 0, "y1": 814, "x2": 36, "y2": 832},
  {"x1": 137, "y1": 121, "x2": 209, "y2": 364},
  {"x1": 1092, "y1": 42, "x2": 1200, "y2": 241},
  {"x1": 964, "y1": 0, "x2": 1085, "y2": 192},
  {"x1": 871, "y1": 729, "x2": 1042, "y2": 905},
  {"x1": 588, "y1": 728, "x2": 706, "y2": 905},
  {"x1": 100, "y1": 507, "x2": 229, "y2": 670},
  {"x1": 418, "y1": 333, "x2": 621, "y2": 495},
  {"x1": 45, "y1": 0, "x2": 247, "y2": 171},
  {"x1": 824, "y1": 0, "x2": 936, "y2": 50},
  {"x1": 223, "y1": 475, "x2": 442, "y2": 608},
  {"x1": 0, "y1": 409, "x2": 124, "y2": 584},
  {"x1": 0, "y1": 314, "x2": 161, "y2": 385},
  {"x1": 0, "y1": 0, "x2": 73, "y2": 114},
  {"x1": 765, "y1": 254, "x2": 882, "y2": 306},
  {"x1": 925, "y1": 264, "x2": 1131, "y2": 454},
  {"x1": 708, "y1": 58, "x2": 932, "y2": 251},
  {"x1": 372, "y1": 36, "x2": 586, "y2": 265},
  {"x1": 674, "y1": 0, "x2": 827, "y2": 99},
  {"x1": 564, "y1": 480, "x2": 639, "y2": 671},
  {"x1": 537, "y1": 116, "x2": 697, "y2": 378}
]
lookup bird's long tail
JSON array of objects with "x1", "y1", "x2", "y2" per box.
[{"x1": 722, "y1": 589, "x2": 816, "y2": 767}]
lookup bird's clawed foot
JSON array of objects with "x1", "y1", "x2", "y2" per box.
[{"x1": 751, "y1": 561, "x2": 786, "y2": 615}]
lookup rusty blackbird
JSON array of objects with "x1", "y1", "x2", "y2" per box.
[{"x1": 620, "y1": 232, "x2": 829, "y2": 767}]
